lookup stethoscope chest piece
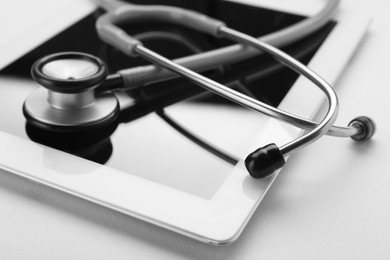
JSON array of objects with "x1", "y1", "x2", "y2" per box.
[{"x1": 23, "y1": 52, "x2": 120, "y2": 148}]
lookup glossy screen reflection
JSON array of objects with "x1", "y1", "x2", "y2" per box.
[
  {"x1": 0, "y1": 75, "x2": 266, "y2": 199},
  {"x1": 0, "y1": 1, "x2": 334, "y2": 199},
  {"x1": 108, "y1": 102, "x2": 267, "y2": 199}
]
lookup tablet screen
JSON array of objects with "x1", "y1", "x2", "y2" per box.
[{"x1": 0, "y1": 0, "x2": 335, "y2": 199}]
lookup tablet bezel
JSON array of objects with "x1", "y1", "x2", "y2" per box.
[{"x1": 0, "y1": 1, "x2": 369, "y2": 245}]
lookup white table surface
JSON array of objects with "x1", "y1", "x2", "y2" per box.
[{"x1": 1, "y1": 0, "x2": 390, "y2": 259}]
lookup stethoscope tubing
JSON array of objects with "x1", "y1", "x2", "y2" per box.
[
  {"x1": 100, "y1": 0, "x2": 341, "y2": 86},
  {"x1": 24, "y1": 0, "x2": 374, "y2": 178},
  {"x1": 95, "y1": 0, "x2": 359, "y2": 142}
]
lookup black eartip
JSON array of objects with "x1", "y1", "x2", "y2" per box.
[
  {"x1": 349, "y1": 116, "x2": 376, "y2": 141},
  {"x1": 245, "y1": 143, "x2": 285, "y2": 178}
]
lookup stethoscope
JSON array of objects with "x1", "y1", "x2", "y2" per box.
[{"x1": 23, "y1": 0, "x2": 375, "y2": 178}]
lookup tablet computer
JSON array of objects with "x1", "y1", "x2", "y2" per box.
[{"x1": 0, "y1": 0, "x2": 368, "y2": 245}]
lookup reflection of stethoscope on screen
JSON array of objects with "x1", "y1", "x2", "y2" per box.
[{"x1": 22, "y1": 0, "x2": 375, "y2": 178}]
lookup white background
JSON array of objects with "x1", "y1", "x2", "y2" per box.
[{"x1": 1, "y1": 0, "x2": 390, "y2": 259}]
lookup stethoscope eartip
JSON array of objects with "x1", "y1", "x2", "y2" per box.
[
  {"x1": 245, "y1": 143, "x2": 285, "y2": 178},
  {"x1": 349, "y1": 116, "x2": 376, "y2": 141}
]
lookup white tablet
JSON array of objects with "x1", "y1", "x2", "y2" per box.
[{"x1": 0, "y1": 0, "x2": 368, "y2": 245}]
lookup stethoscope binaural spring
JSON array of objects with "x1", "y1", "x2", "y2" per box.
[{"x1": 23, "y1": 0, "x2": 375, "y2": 178}]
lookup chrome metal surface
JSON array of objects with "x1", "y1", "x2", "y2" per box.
[
  {"x1": 24, "y1": 88, "x2": 118, "y2": 126},
  {"x1": 48, "y1": 90, "x2": 95, "y2": 109},
  {"x1": 42, "y1": 59, "x2": 99, "y2": 80}
]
